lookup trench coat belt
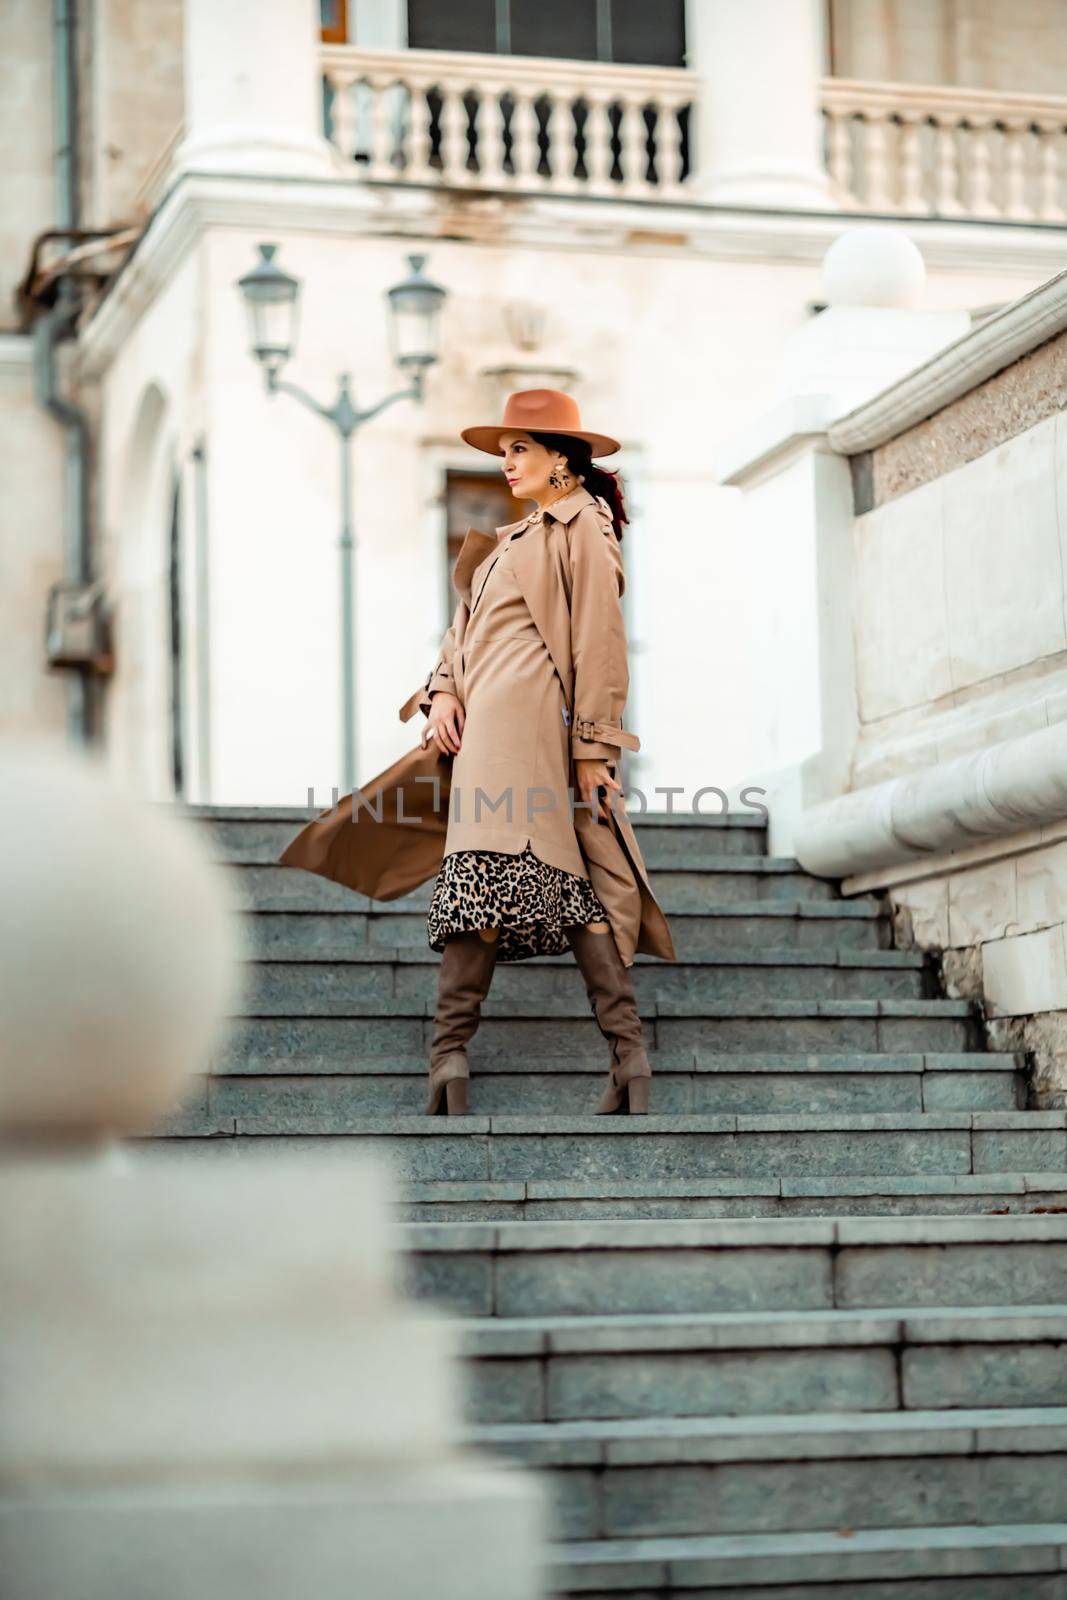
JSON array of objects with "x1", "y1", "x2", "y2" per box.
[{"x1": 573, "y1": 717, "x2": 641, "y2": 752}]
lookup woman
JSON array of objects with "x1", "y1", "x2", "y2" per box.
[{"x1": 419, "y1": 388, "x2": 676, "y2": 1118}]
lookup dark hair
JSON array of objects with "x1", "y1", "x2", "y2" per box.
[{"x1": 529, "y1": 431, "x2": 629, "y2": 542}]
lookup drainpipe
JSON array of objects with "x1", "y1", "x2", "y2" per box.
[{"x1": 35, "y1": 0, "x2": 94, "y2": 742}]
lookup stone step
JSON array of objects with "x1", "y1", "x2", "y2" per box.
[
  {"x1": 548, "y1": 1521, "x2": 1067, "y2": 1595},
  {"x1": 132, "y1": 1111, "x2": 1067, "y2": 1187},
  {"x1": 396, "y1": 1214, "x2": 1067, "y2": 1318},
  {"x1": 455, "y1": 1304, "x2": 1067, "y2": 1423},
  {"x1": 466, "y1": 1406, "x2": 1067, "y2": 1542},
  {"x1": 240, "y1": 946, "x2": 933, "y2": 1003},
  {"x1": 230, "y1": 860, "x2": 886, "y2": 914},
  {"x1": 182, "y1": 806, "x2": 772, "y2": 866},
  {"x1": 395, "y1": 1170, "x2": 1067, "y2": 1222},
  {"x1": 219, "y1": 996, "x2": 980, "y2": 1056},
  {"x1": 243, "y1": 900, "x2": 894, "y2": 952},
  {"x1": 204, "y1": 1049, "x2": 1024, "y2": 1121}
]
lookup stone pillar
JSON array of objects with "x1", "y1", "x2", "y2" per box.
[
  {"x1": 686, "y1": 0, "x2": 833, "y2": 208},
  {"x1": 174, "y1": 0, "x2": 337, "y2": 178}
]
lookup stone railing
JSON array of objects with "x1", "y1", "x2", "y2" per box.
[
  {"x1": 822, "y1": 78, "x2": 1067, "y2": 221},
  {"x1": 320, "y1": 45, "x2": 695, "y2": 198}
]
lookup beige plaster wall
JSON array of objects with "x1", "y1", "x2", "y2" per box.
[
  {"x1": 88, "y1": 0, "x2": 184, "y2": 225},
  {"x1": 830, "y1": 0, "x2": 1067, "y2": 94},
  {"x1": 0, "y1": 1, "x2": 57, "y2": 331}
]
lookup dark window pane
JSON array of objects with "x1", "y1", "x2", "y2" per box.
[
  {"x1": 610, "y1": 0, "x2": 684, "y2": 66},
  {"x1": 408, "y1": 0, "x2": 496, "y2": 54},
  {"x1": 512, "y1": 0, "x2": 597, "y2": 61}
]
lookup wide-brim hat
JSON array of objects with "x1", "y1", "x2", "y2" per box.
[{"x1": 461, "y1": 388, "x2": 620, "y2": 457}]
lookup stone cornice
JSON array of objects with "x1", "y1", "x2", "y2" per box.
[
  {"x1": 78, "y1": 168, "x2": 1067, "y2": 380},
  {"x1": 827, "y1": 264, "x2": 1067, "y2": 454},
  {"x1": 794, "y1": 717, "x2": 1067, "y2": 883}
]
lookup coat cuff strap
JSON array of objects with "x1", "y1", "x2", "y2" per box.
[
  {"x1": 572, "y1": 717, "x2": 640, "y2": 753},
  {"x1": 399, "y1": 670, "x2": 435, "y2": 723}
]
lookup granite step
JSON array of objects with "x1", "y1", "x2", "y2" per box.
[
  {"x1": 240, "y1": 946, "x2": 933, "y2": 1004},
  {"x1": 548, "y1": 1521, "x2": 1067, "y2": 1595},
  {"x1": 456, "y1": 1304, "x2": 1067, "y2": 1423},
  {"x1": 397, "y1": 1214, "x2": 1067, "y2": 1319},
  {"x1": 181, "y1": 805, "x2": 772, "y2": 867},
  {"x1": 203, "y1": 1048, "x2": 1024, "y2": 1121},
  {"x1": 465, "y1": 1406, "x2": 1067, "y2": 1541},
  {"x1": 243, "y1": 899, "x2": 895, "y2": 953},
  {"x1": 131, "y1": 1111, "x2": 1067, "y2": 1188},
  {"x1": 394, "y1": 1169, "x2": 1067, "y2": 1222},
  {"x1": 229, "y1": 860, "x2": 887, "y2": 914},
  {"x1": 218, "y1": 996, "x2": 981, "y2": 1057}
]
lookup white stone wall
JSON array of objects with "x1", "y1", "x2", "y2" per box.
[
  {"x1": 849, "y1": 406, "x2": 1067, "y2": 1083},
  {"x1": 93, "y1": 246, "x2": 204, "y2": 794},
  {"x1": 852, "y1": 413, "x2": 1067, "y2": 786}
]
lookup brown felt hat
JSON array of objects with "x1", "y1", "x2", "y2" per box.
[{"x1": 461, "y1": 388, "x2": 620, "y2": 457}]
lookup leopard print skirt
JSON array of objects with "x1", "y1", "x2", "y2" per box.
[{"x1": 426, "y1": 841, "x2": 610, "y2": 962}]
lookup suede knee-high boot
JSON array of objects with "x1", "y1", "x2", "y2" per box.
[
  {"x1": 565, "y1": 921, "x2": 651, "y2": 1114},
  {"x1": 425, "y1": 929, "x2": 500, "y2": 1115}
]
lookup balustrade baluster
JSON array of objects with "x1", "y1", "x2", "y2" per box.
[
  {"x1": 327, "y1": 69, "x2": 358, "y2": 162},
  {"x1": 477, "y1": 84, "x2": 505, "y2": 184},
  {"x1": 657, "y1": 94, "x2": 684, "y2": 192},
  {"x1": 1037, "y1": 119, "x2": 1067, "y2": 220},
  {"x1": 583, "y1": 90, "x2": 612, "y2": 193},
  {"x1": 406, "y1": 73, "x2": 433, "y2": 181},
  {"x1": 543, "y1": 91, "x2": 571, "y2": 190},
  {"x1": 367, "y1": 74, "x2": 398, "y2": 178},
  {"x1": 862, "y1": 111, "x2": 893, "y2": 209},
  {"x1": 825, "y1": 106, "x2": 853, "y2": 199},
  {"x1": 933, "y1": 117, "x2": 965, "y2": 215},
  {"x1": 439, "y1": 81, "x2": 469, "y2": 185},
  {"x1": 510, "y1": 88, "x2": 538, "y2": 184},
  {"x1": 898, "y1": 112, "x2": 928, "y2": 213},
  {"x1": 967, "y1": 117, "x2": 998, "y2": 216},
  {"x1": 1003, "y1": 118, "x2": 1033, "y2": 219},
  {"x1": 619, "y1": 95, "x2": 646, "y2": 195}
]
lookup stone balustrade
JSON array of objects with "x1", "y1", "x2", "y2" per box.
[
  {"x1": 822, "y1": 77, "x2": 1067, "y2": 221},
  {"x1": 320, "y1": 45, "x2": 695, "y2": 198}
]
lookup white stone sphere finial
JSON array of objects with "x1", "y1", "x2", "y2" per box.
[
  {"x1": 822, "y1": 224, "x2": 926, "y2": 310},
  {"x1": 0, "y1": 737, "x2": 244, "y2": 1140}
]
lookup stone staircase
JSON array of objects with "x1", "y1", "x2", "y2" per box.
[{"x1": 144, "y1": 804, "x2": 1067, "y2": 1596}]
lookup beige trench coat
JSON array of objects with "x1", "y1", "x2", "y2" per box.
[{"x1": 278, "y1": 483, "x2": 677, "y2": 966}]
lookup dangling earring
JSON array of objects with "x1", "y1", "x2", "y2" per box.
[{"x1": 549, "y1": 464, "x2": 569, "y2": 489}]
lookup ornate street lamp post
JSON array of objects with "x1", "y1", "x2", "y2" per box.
[{"x1": 236, "y1": 244, "x2": 447, "y2": 791}]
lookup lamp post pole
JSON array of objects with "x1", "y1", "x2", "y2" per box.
[
  {"x1": 263, "y1": 366, "x2": 428, "y2": 792},
  {"x1": 237, "y1": 247, "x2": 447, "y2": 793}
]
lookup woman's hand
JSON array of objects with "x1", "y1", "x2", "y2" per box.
[
  {"x1": 422, "y1": 690, "x2": 464, "y2": 756},
  {"x1": 574, "y1": 757, "x2": 623, "y2": 823}
]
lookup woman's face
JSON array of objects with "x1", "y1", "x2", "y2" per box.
[{"x1": 499, "y1": 431, "x2": 565, "y2": 502}]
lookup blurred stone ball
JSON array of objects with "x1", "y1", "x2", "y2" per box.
[
  {"x1": 0, "y1": 737, "x2": 245, "y2": 1137},
  {"x1": 822, "y1": 224, "x2": 926, "y2": 309}
]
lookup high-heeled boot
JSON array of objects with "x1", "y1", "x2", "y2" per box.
[
  {"x1": 565, "y1": 921, "x2": 651, "y2": 1114},
  {"x1": 425, "y1": 928, "x2": 500, "y2": 1115}
]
